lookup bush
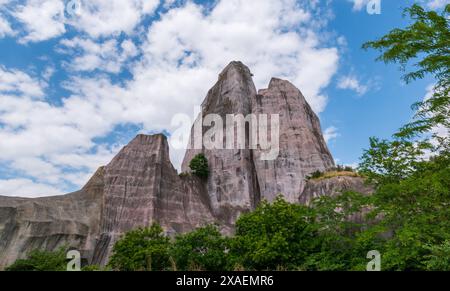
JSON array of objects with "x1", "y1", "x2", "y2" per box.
[
  {"x1": 306, "y1": 170, "x2": 323, "y2": 180},
  {"x1": 6, "y1": 247, "x2": 67, "y2": 271},
  {"x1": 171, "y1": 225, "x2": 230, "y2": 271},
  {"x1": 230, "y1": 196, "x2": 319, "y2": 270},
  {"x1": 189, "y1": 154, "x2": 209, "y2": 179},
  {"x1": 108, "y1": 223, "x2": 171, "y2": 271}
]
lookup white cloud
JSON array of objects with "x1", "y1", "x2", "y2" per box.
[
  {"x1": 0, "y1": 15, "x2": 14, "y2": 38},
  {"x1": 425, "y1": 0, "x2": 450, "y2": 9},
  {"x1": 0, "y1": 1, "x2": 14, "y2": 38},
  {"x1": 337, "y1": 75, "x2": 369, "y2": 95},
  {"x1": 14, "y1": 0, "x2": 66, "y2": 43},
  {"x1": 59, "y1": 37, "x2": 138, "y2": 73},
  {"x1": 8, "y1": 0, "x2": 160, "y2": 42},
  {"x1": 0, "y1": 66, "x2": 46, "y2": 98},
  {"x1": 69, "y1": 0, "x2": 160, "y2": 38},
  {"x1": 0, "y1": 178, "x2": 62, "y2": 197},
  {"x1": 423, "y1": 84, "x2": 449, "y2": 141},
  {"x1": 324, "y1": 126, "x2": 340, "y2": 143}
]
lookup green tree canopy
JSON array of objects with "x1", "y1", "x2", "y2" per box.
[
  {"x1": 108, "y1": 223, "x2": 171, "y2": 271},
  {"x1": 6, "y1": 247, "x2": 67, "y2": 271},
  {"x1": 171, "y1": 225, "x2": 229, "y2": 271},
  {"x1": 189, "y1": 153, "x2": 209, "y2": 179}
]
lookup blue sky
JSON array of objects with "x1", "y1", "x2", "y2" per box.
[{"x1": 0, "y1": 0, "x2": 447, "y2": 197}]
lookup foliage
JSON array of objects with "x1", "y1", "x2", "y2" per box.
[
  {"x1": 358, "y1": 3, "x2": 450, "y2": 270},
  {"x1": 366, "y1": 151, "x2": 450, "y2": 270},
  {"x1": 363, "y1": 4, "x2": 450, "y2": 138},
  {"x1": 189, "y1": 154, "x2": 209, "y2": 179},
  {"x1": 6, "y1": 247, "x2": 67, "y2": 271},
  {"x1": 170, "y1": 225, "x2": 230, "y2": 271},
  {"x1": 108, "y1": 223, "x2": 171, "y2": 271},
  {"x1": 424, "y1": 240, "x2": 450, "y2": 271},
  {"x1": 230, "y1": 196, "x2": 319, "y2": 270},
  {"x1": 306, "y1": 170, "x2": 324, "y2": 180}
]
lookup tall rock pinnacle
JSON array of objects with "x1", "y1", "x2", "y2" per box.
[
  {"x1": 252, "y1": 78, "x2": 335, "y2": 202},
  {"x1": 182, "y1": 61, "x2": 261, "y2": 225}
]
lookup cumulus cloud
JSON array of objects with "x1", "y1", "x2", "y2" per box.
[
  {"x1": 0, "y1": 178, "x2": 62, "y2": 197},
  {"x1": 0, "y1": 66, "x2": 46, "y2": 98},
  {"x1": 68, "y1": 0, "x2": 160, "y2": 37},
  {"x1": 8, "y1": 0, "x2": 160, "y2": 42},
  {"x1": 324, "y1": 126, "x2": 340, "y2": 143},
  {"x1": 13, "y1": 0, "x2": 66, "y2": 43},
  {"x1": 337, "y1": 75, "x2": 369, "y2": 96},
  {"x1": 0, "y1": 15, "x2": 14, "y2": 38},
  {"x1": 59, "y1": 37, "x2": 139, "y2": 73}
]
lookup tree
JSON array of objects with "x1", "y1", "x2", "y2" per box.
[
  {"x1": 363, "y1": 4, "x2": 450, "y2": 139},
  {"x1": 170, "y1": 225, "x2": 230, "y2": 271},
  {"x1": 6, "y1": 247, "x2": 67, "y2": 271},
  {"x1": 230, "y1": 196, "x2": 318, "y2": 270},
  {"x1": 108, "y1": 223, "x2": 171, "y2": 271},
  {"x1": 358, "y1": 4, "x2": 450, "y2": 270},
  {"x1": 189, "y1": 153, "x2": 209, "y2": 179}
]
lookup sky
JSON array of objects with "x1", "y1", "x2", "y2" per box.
[{"x1": 0, "y1": 0, "x2": 448, "y2": 197}]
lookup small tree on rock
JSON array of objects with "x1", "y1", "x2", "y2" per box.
[{"x1": 189, "y1": 154, "x2": 209, "y2": 179}]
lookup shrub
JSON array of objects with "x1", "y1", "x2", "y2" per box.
[
  {"x1": 6, "y1": 247, "x2": 67, "y2": 271},
  {"x1": 108, "y1": 223, "x2": 171, "y2": 271},
  {"x1": 189, "y1": 154, "x2": 209, "y2": 179},
  {"x1": 229, "y1": 196, "x2": 319, "y2": 270},
  {"x1": 171, "y1": 225, "x2": 230, "y2": 271},
  {"x1": 306, "y1": 170, "x2": 323, "y2": 180}
]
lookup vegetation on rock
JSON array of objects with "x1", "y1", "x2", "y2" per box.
[{"x1": 189, "y1": 153, "x2": 209, "y2": 179}]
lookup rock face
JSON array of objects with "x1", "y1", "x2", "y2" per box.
[
  {"x1": 0, "y1": 167, "x2": 104, "y2": 269},
  {"x1": 0, "y1": 61, "x2": 366, "y2": 269},
  {"x1": 253, "y1": 78, "x2": 335, "y2": 202},
  {"x1": 91, "y1": 134, "x2": 215, "y2": 265},
  {"x1": 181, "y1": 61, "x2": 261, "y2": 225},
  {"x1": 299, "y1": 175, "x2": 374, "y2": 206}
]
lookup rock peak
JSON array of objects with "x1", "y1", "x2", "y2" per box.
[
  {"x1": 130, "y1": 133, "x2": 166, "y2": 145},
  {"x1": 218, "y1": 61, "x2": 253, "y2": 80}
]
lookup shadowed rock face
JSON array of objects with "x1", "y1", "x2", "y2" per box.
[
  {"x1": 253, "y1": 78, "x2": 335, "y2": 203},
  {"x1": 0, "y1": 167, "x2": 104, "y2": 269}
]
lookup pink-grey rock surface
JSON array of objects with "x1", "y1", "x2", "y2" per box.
[
  {"x1": 299, "y1": 175, "x2": 374, "y2": 206},
  {"x1": 182, "y1": 61, "x2": 261, "y2": 225},
  {"x1": 0, "y1": 167, "x2": 104, "y2": 269},
  {"x1": 91, "y1": 134, "x2": 216, "y2": 265},
  {"x1": 253, "y1": 78, "x2": 335, "y2": 203}
]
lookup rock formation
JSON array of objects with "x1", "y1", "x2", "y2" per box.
[
  {"x1": 299, "y1": 175, "x2": 374, "y2": 206},
  {"x1": 253, "y1": 78, "x2": 335, "y2": 203},
  {"x1": 91, "y1": 134, "x2": 215, "y2": 266},
  {"x1": 0, "y1": 167, "x2": 104, "y2": 269},
  {"x1": 181, "y1": 62, "x2": 261, "y2": 225},
  {"x1": 0, "y1": 61, "x2": 368, "y2": 269}
]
